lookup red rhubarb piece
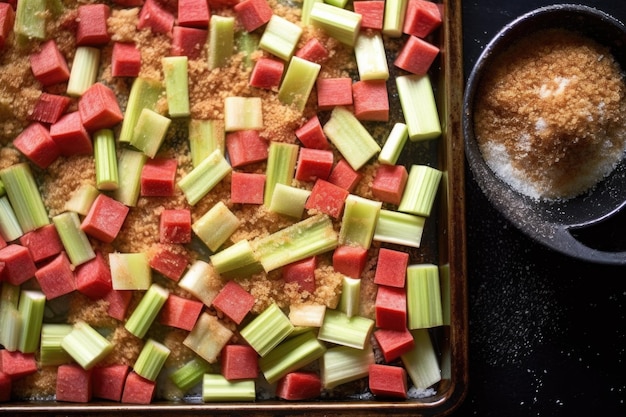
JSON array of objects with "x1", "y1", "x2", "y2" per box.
[
  {"x1": 374, "y1": 248, "x2": 409, "y2": 288},
  {"x1": 104, "y1": 288, "x2": 133, "y2": 321},
  {"x1": 295, "y1": 148, "x2": 334, "y2": 182},
  {"x1": 295, "y1": 115, "x2": 329, "y2": 150},
  {"x1": 294, "y1": 37, "x2": 329, "y2": 64},
  {"x1": 375, "y1": 286, "x2": 407, "y2": 331},
  {"x1": 76, "y1": 4, "x2": 111, "y2": 46},
  {"x1": 171, "y1": 26, "x2": 208, "y2": 59},
  {"x1": 373, "y1": 327, "x2": 415, "y2": 362},
  {"x1": 148, "y1": 243, "x2": 189, "y2": 282},
  {"x1": 225, "y1": 130, "x2": 268, "y2": 168},
  {"x1": 0, "y1": 351, "x2": 37, "y2": 379},
  {"x1": 50, "y1": 111, "x2": 93, "y2": 157},
  {"x1": 0, "y1": 372, "x2": 11, "y2": 402},
  {"x1": 56, "y1": 364, "x2": 93, "y2": 403},
  {"x1": 78, "y1": 83, "x2": 124, "y2": 132},
  {"x1": 35, "y1": 251, "x2": 76, "y2": 300},
  {"x1": 316, "y1": 77, "x2": 353, "y2": 111},
  {"x1": 327, "y1": 159, "x2": 362, "y2": 192},
  {"x1": 403, "y1": 0, "x2": 442, "y2": 38},
  {"x1": 231, "y1": 171, "x2": 265, "y2": 204},
  {"x1": 29, "y1": 93, "x2": 71, "y2": 125},
  {"x1": 352, "y1": 80, "x2": 389, "y2": 122},
  {"x1": 211, "y1": 280, "x2": 255, "y2": 325},
  {"x1": 394, "y1": 35, "x2": 440, "y2": 75},
  {"x1": 81, "y1": 194, "x2": 130, "y2": 243},
  {"x1": 221, "y1": 344, "x2": 258, "y2": 380},
  {"x1": 19, "y1": 224, "x2": 64, "y2": 263},
  {"x1": 29, "y1": 40, "x2": 70, "y2": 86},
  {"x1": 178, "y1": 0, "x2": 210, "y2": 28},
  {"x1": 282, "y1": 256, "x2": 316, "y2": 294},
  {"x1": 304, "y1": 179, "x2": 349, "y2": 219},
  {"x1": 207, "y1": 0, "x2": 239, "y2": 7},
  {"x1": 159, "y1": 209, "x2": 192, "y2": 244},
  {"x1": 368, "y1": 364, "x2": 408, "y2": 399},
  {"x1": 0, "y1": 3, "x2": 15, "y2": 50},
  {"x1": 137, "y1": 0, "x2": 175, "y2": 35},
  {"x1": 276, "y1": 372, "x2": 322, "y2": 400},
  {"x1": 111, "y1": 42, "x2": 141, "y2": 77},
  {"x1": 332, "y1": 245, "x2": 368, "y2": 278},
  {"x1": 13, "y1": 122, "x2": 60, "y2": 169},
  {"x1": 159, "y1": 294, "x2": 204, "y2": 331},
  {"x1": 0, "y1": 244, "x2": 37, "y2": 286},
  {"x1": 121, "y1": 372, "x2": 156, "y2": 404},
  {"x1": 249, "y1": 57, "x2": 284, "y2": 90},
  {"x1": 92, "y1": 364, "x2": 131, "y2": 402},
  {"x1": 75, "y1": 252, "x2": 113, "y2": 300},
  {"x1": 353, "y1": 1, "x2": 385, "y2": 30},
  {"x1": 234, "y1": 0, "x2": 273, "y2": 32},
  {"x1": 140, "y1": 158, "x2": 177, "y2": 197},
  {"x1": 371, "y1": 164, "x2": 409, "y2": 205}
]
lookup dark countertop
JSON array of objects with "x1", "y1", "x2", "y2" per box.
[{"x1": 453, "y1": 1, "x2": 626, "y2": 416}]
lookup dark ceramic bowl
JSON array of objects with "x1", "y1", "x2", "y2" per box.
[{"x1": 463, "y1": 4, "x2": 626, "y2": 264}]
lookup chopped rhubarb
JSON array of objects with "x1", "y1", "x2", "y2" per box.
[
  {"x1": 35, "y1": 251, "x2": 76, "y2": 300},
  {"x1": 13, "y1": 122, "x2": 60, "y2": 169},
  {"x1": 92, "y1": 364, "x2": 131, "y2": 402},
  {"x1": 304, "y1": 179, "x2": 349, "y2": 219},
  {"x1": 327, "y1": 159, "x2": 362, "y2": 192},
  {"x1": 234, "y1": 0, "x2": 273, "y2": 32},
  {"x1": 78, "y1": 83, "x2": 124, "y2": 132},
  {"x1": 140, "y1": 158, "x2": 177, "y2": 197},
  {"x1": 81, "y1": 194, "x2": 130, "y2": 243},
  {"x1": 282, "y1": 256, "x2": 316, "y2": 294},
  {"x1": 294, "y1": 115, "x2": 329, "y2": 150},
  {"x1": 159, "y1": 209, "x2": 192, "y2": 244},
  {"x1": 375, "y1": 286, "x2": 407, "y2": 331},
  {"x1": 29, "y1": 40, "x2": 70, "y2": 86},
  {"x1": 295, "y1": 148, "x2": 334, "y2": 182},
  {"x1": 275, "y1": 372, "x2": 322, "y2": 400},
  {"x1": 75, "y1": 252, "x2": 113, "y2": 300},
  {"x1": 231, "y1": 171, "x2": 266, "y2": 205},
  {"x1": 148, "y1": 243, "x2": 189, "y2": 282},
  {"x1": 0, "y1": 3, "x2": 15, "y2": 50},
  {"x1": 221, "y1": 344, "x2": 258, "y2": 380},
  {"x1": 373, "y1": 327, "x2": 415, "y2": 362},
  {"x1": 0, "y1": 350, "x2": 37, "y2": 379},
  {"x1": 352, "y1": 80, "x2": 389, "y2": 122},
  {"x1": 104, "y1": 288, "x2": 133, "y2": 321},
  {"x1": 0, "y1": 372, "x2": 10, "y2": 402},
  {"x1": 211, "y1": 280, "x2": 255, "y2": 325},
  {"x1": 394, "y1": 35, "x2": 440, "y2": 75},
  {"x1": 225, "y1": 130, "x2": 268, "y2": 168},
  {"x1": 0, "y1": 244, "x2": 37, "y2": 286},
  {"x1": 137, "y1": 0, "x2": 175, "y2": 35},
  {"x1": 121, "y1": 372, "x2": 156, "y2": 404},
  {"x1": 159, "y1": 294, "x2": 204, "y2": 331},
  {"x1": 19, "y1": 224, "x2": 64, "y2": 263},
  {"x1": 353, "y1": 1, "x2": 385, "y2": 30},
  {"x1": 403, "y1": 0, "x2": 442, "y2": 38},
  {"x1": 178, "y1": 0, "x2": 210, "y2": 28},
  {"x1": 373, "y1": 248, "x2": 409, "y2": 288},
  {"x1": 29, "y1": 93, "x2": 71, "y2": 125},
  {"x1": 111, "y1": 42, "x2": 141, "y2": 77},
  {"x1": 371, "y1": 164, "x2": 409, "y2": 205},
  {"x1": 249, "y1": 57, "x2": 284, "y2": 90},
  {"x1": 76, "y1": 4, "x2": 111, "y2": 46},
  {"x1": 50, "y1": 111, "x2": 94, "y2": 157},
  {"x1": 316, "y1": 77, "x2": 353, "y2": 111},
  {"x1": 368, "y1": 364, "x2": 408, "y2": 399},
  {"x1": 171, "y1": 26, "x2": 208, "y2": 59},
  {"x1": 207, "y1": 0, "x2": 239, "y2": 7},
  {"x1": 294, "y1": 37, "x2": 329, "y2": 64},
  {"x1": 56, "y1": 364, "x2": 93, "y2": 403},
  {"x1": 332, "y1": 245, "x2": 368, "y2": 278}
]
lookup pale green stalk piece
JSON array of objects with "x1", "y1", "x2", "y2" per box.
[
  {"x1": 354, "y1": 31, "x2": 389, "y2": 81},
  {"x1": 209, "y1": 239, "x2": 262, "y2": 278},
  {"x1": 67, "y1": 46, "x2": 100, "y2": 96},
  {"x1": 379, "y1": 122, "x2": 409, "y2": 165},
  {"x1": 208, "y1": 15, "x2": 235, "y2": 70},
  {"x1": 323, "y1": 106, "x2": 381, "y2": 171},
  {"x1": 337, "y1": 276, "x2": 361, "y2": 318},
  {"x1": 40, "y1": 323, "x2": 73, "y2": 366},
  {"x1": 52, "y1": 211, "x2": 95, "y2": 266},
  {"x1": 119, "y1": 77, "x2": 164, "y2": 143},
  {"x1": 252, "y1": 214, "x2": 339, "y2": 272},
  {"x1": 223, "y1": 96, "x2": 263, "y2": 132},
  {"x1": 338, "y1": 194, "x2": 382, "y2": 249},
  {"x1": 236, "y1": 31, "x2": 260, "y2": 69},
  {"x1": 240, "y1": 303, "x2": 294, "y2": 357},
  {"x1": 310, "y1": 2, "x2": 362, "y2": 46},
  {"x1": 0, "y1": 195, "x2": 23, "y2": 242},
  {"x1": 183, "y1": 312, "x2": 234, "y2": 363},
  {"x1": 373, "y1": 208, "x2": 425, "y2": 248},
  {"x1": 398, "y1": 165, "x2": 443, "y2": 217},
  {"x1": 383, "y1": 0, "x2": 408, "y2": 37},
  {"x1": 64, "y1": 183, "x2": 99, "y2": 215},
  {"x1": 396, "y1": 74, "x2": 442, "y2": 141},
  {"x1": 130, "y1": 108, "x2": 172, "y2": 158},
  {"x1": 407, "y1": 264, "x2": 443, "y2": 329},
  {"x1": 14, "y1": 0, "x2": 47, "y2": 45},
  {"x1": 0, "y1": 180, "x2": 4, "y2": 196},
  {"x1": 0, "y1": 283, "x2": 22, "y2": 351},
  {"x1": 124, "y1": 283, "x2": 169, "y2": 338},
  {"x1": 162, "y1": 56, "x2": 190, "y2": 118},
  {"x1": 268, "y1": 183, "x2": 311, "y2": 218},
  {"x1": 324, "y1": 0, "x2": 348, "y2": 7},
  {"x1": 263, "y1": 142, "x2": 299, "y2": 206},
  {"x1": 259, "y1": 15, "x2": 303, "y2": 61},
  {"x1": 288, "y1": 303, "x2": 326, "y2": 327},
  {"x1": 61, "y1": 320, "x2": 113, "y2": 370},
  {"x1": 259, "y1": 330, "x2": 326, "y2": 384},
  {"x1": 401, "y1": 329, "x2": 441, "y2": 389},
  {"x1": 134, "y1": 338, "x2": 171, "y2": 381},
  {"x1": 317, "y1": 309, "x2": 374, "y2": 349},
  {"x1": 112, "y1": 148, "x2": 148, "y2": 207},
  {"x1": 109, "y1": 252, "x2": 152, "y2": 290},
  {"x1": 178, "y1": 260, "x2": 222, "y2": 306},
  {"x1": 300, "y1": 0, "x2": 323, "y2": 25},
  {"x1": 277, "y1": 56, "x2": 321, "y2": 112},
  {"x1": 0, "y1": 163, "x2": 49, "y2": 233},
  {"x1": 93, "y1": 129, "x2": 119, "y2": 191},
  {"x1": 192, "y1": 201, "x2": 240, "y2": 252},
  {"x1": 189, "y1": 119, "x2": 225, "y2": 167},
  {"x1": 202, "y1": 374, "x2": 255, "y2": 402},
  {"x1": 320, "y1": 345, "x2": 375, "y2": 389},
  {"x1": 178, "y1": 148, "x2": 232, "y2": 205},
  {"x1": 170, "y1": 357, "x2": 212, "y2": 392}
]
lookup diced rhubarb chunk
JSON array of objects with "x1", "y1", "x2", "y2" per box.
[
  {"x1": 159, "y1": 294, "x2": 204, "y2": 331},
  {"x1": 19, "y1": 224, "x2": 64, "y2": 263},
  {"x1": 327, "y1": 159, "x2": 362, "y2": 192},
  {"x1": 275, "y1": 372, "x2": 322, "y2": 400},
  {"x1": 371, "y1": 164, "x2": 409, "y2": 205},
  {"x1": 403, "y1": 0, "x2": 442, "y2": 38},
  {"x1": 221, "y1": 344, "x2": 258, "y2": 380},
  {"x1": 375, "y1": 286, "x2": 407, "y2": 331},
  {"x1": 207, "y1": 0, "x2": 239, "y2": 7},
  {"x1": 159, "y1": 209, "x2": 192, "y2": 244},
  {"x1": 29, "y1": 40, "x2": 70, "y2": 86},
  {"x1": 0, "y1": 372, "x2": 11, "y2": 402},
  {"x1": 282, "y1": 256, "x2": 316, "y2": 294},
  {"x1": 104, "y1": 288, "x2": 133, "y2": 321},
  {"x1": 111, "y1": 42, "x2": 141, "y2": 77},
  {"x1": 140, "y1": 158, "x2": 177, "y2": 197},
  {"x1": 294, "y1": 37, "x2": 329, "y2": 64},
  {"x1": 373, "y1": 327, "x2": 415, "y2": 362},
  {"x1": 352, "y1": 80, "x2": 389, "y2": 122},
  {"x1": 1, "y1": 351, "x2": 37, "y2": 379},
  {"x1": 295, "y1": 115, "x2": 329, "y2": 150},
  {"x1": 75, "y1": 252, "x2": 112, "y2": 300},
  {"x1": 0, "y1": 244, "x2": 37, "y2": 285},
  {"x1": 316, "y1": 77, "x2": 353, "y2": 111},
  {"x1": 353, "y1": 1, "x2": 384, "y2": 30},
  {"x1": 249, "y1": 57, "x2": 284, "y2": 90},
  {"x1": 13, "y1": 122, "x2": 60, "y2": 169},
  {"x1": 304, "y1": 179, "x2": 349, "y2": 219},
  {"x1": 0, "y1": 3, "x2": 15, "y2": 50},
  {"x1": 137, "y1": 0, "x2": 175, "y2": 35},
  {"x1": 234, "y1": 0, "x2": 273, "y2": 32},
  {"x1": 171, "y1": 26, "x2": 208, "y2": 59},
  {"x1": 29, "y1": 93, "x2": 71, "y2": 125},
  {"x1": 76, "y1": 4, "x2": 111, "y2": 46},
  {"x1": 50, "y1": 111, "x2": 93, "y2": 157},
  {"x1": 231, "y1": 171, "x2": 265, "y2": 204},
  {"x1": 394, "y1": 35, "x2": 440, "y2": 75},
  {"x1": 148, "y1": 243, "x2": 189, "y2": 282},
  {"x1": 368, "y1": 364, "x2": 408, "y2": 399},
  {"x1": 178, "y1": 0, "x2": 210, "y2": 28},
  {"x1": 121, "y1": 372, "x2": 156, "y2": 404},
  {"x1": 295, "y1": 148, "x2": 334, "y2": 182},
  {"x1": 81, "y1": 194, "x2": 130, "y2": 243},
  {"x1": 374, "y1": 248, "x2": 409, "y2": 288},
  {"x1": 92, "y1": 364, "x2": 131, "y2": 402},
  {"x1": 56, "y1": 364, "x2": 93, "y2": 403},
  {"x1": 211, "y1": 280, "x2": 255, "y2": 325},
  {"x1": 78, "y1": 83, "x2": 124, "y2": 132},
  {"x1": 225, "y1": 130, "x2": 268, "y2": 168},
  {"x1": 35, "y1": 251, "x2": 76, "y2": 300},
  {"x1": 113, "y1": 0, "x2": 144, "y2": 5},
  {"x1": 332, "y1": 245, "x2": 368, "y2": 278}
]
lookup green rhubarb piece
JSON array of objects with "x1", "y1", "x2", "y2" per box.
[
  {"x1": 189, "y1": 119, "x2": 225, "y2": 167},
  {"x1": 67, "y1": 46, "x2": 100, "y2": 97},
  {"x1": 354, "y1": 31, "x2": 389, "y2": 81},
  {"x1": 301, "y1": 0, "x2": 323, "y2": 25},
  {"x1": 64, "y1": 183, "x2": 99, "y2": 215},
  {"x1": 373, "y1": 209, "x2": 425, "y2": 248},
  {"x1": 0, "y1": 195, "x2": 23, "y2": 242},
  {"x1": 178, "y1": 260, "x2": 222, "y2": 306},
  {"x1": 208, "y1": 15, "x2": 235, "y2": 70},
  {"x1": 124, "y1": 283, "x2": 169, "y2": 338},
  {"x1": 0, "y1": 283, "x2": 21, "y2": 351},
  {"x1": 379, "y1": 122, "x2": 409, "y2": 165},
  {"x1": 183, "y1": 312, "x2": 234, "y2": 363},
  {"x1": 398, "y1": 165, "x2": 443, "y2": 217},
  {"x1": 401, "y1": 329, "x2": 441, "y2": 389},
  {"x1": 338, "y1": 194, "x2": 382, "y2": 249},
  {"x1": 407, "y1": 264, "x2": 443, "y2": 329},
  {"x1": 268, "y1": 183, "x2": 311, "y2": 218},
  {"x1": 310, "y1": 2, "x2": 362, "y2": 46},
  {"x1": 93, "y1": 129, "x2": 119, "y2": 191},
  {"x1": 288, "y1": 303, "x2": 326, "y2": 327},
  {"x1": 396, "y1": 74, "x2": 442, "y2": 141},
  {"x1": 61, "y1": 320, "x2": 113, "y2": 370},
  {"x1": 170, "y1": 357, "x2": 212, "y2": 392},
  {"x1": 202, "y1": 374, "x2": 255, "y2": 402},
  {"x1": 324, "y1": 0, "x2": 348, "y2": 7},
  {"x1": 236, "y1": 31, "x2": 260, "y2": 69},
  {"x1": 0, "y1": 163, "x2": 49, "y2": 234},
  {"x1": 0, "y1": 180, "x2": 4, "y2": 196},
  {"x1": 323, "y1": 106, "x2": 381, "y2": 171},
  {"x1": 14, "y1": 0, "x2": 47, "y2": 45},
  {"x1": 40, "y1": 323, "x2": 73, "y2": 366},
  {"x1": 383, "y1": 0, "x2": 408, "y2": 37},
  {"x1": 337, "y1": 277, "x2": 361, "y2": 318},
  {"x1": 223, "y1": 96, "x2": 263, "y2": 132},
  {"x1": 320, "y1": 345, "x2": 375, "y2": 389},
  {"x1": 130, "y1": 108, "x2": 172, "y2": 158},
  {"x1": 192, "y1": 201, "x2": 240, "y2": 252},
  {"x1": 277, "y1": 56, "x2": 321, "y2": 112},
  {"x1": 209, "y1": 239, "x2": 263, "y2": 278},
  {"x1": 259, "y1": 15, "x2": 303, "y2": 61},
  {"x1": 162, "y1": 56, "x2": 190, "y2": 118},
  {"x1": 112, "y1": 148, "x2": 148, "y2": 207},
  {"x1": 240, "y1": 303, "x2": 294, "y2": 357},
  {"x1": 119, "y1": 77, "x2": 164, "y2": 144},
  {"x1": 109, "y1": 252, "x2": 152, "y2": 290},
  {"x1": 263, "y1": 142, "x2": 299, "y2": 206},
  {"x1": 178, "y1": 148, "x2": 232, "y2": 205},
  {"x1": 134, "y1": 338, "x2": 171, "y2": 381},
  {"x1": 52, "y1": 211, "x2": 95, "y2": 266},
  {"x1": 318, "y1": 309, "x2": 374, "y2": 349},
  {"x1": 259, "y1": 330, "x2": 326, "y2": 384},
  {"x1": 252, "y1": 213, "x2": 339, "y2": 272}
]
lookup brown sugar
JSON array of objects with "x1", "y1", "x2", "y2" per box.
[{"x1": 474, "y1": 28, "x2": 626, "y2": 200}]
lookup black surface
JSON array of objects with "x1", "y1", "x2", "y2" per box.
[{"x1": 453, "y1": 1, "x2": 626, "y2": 416}]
